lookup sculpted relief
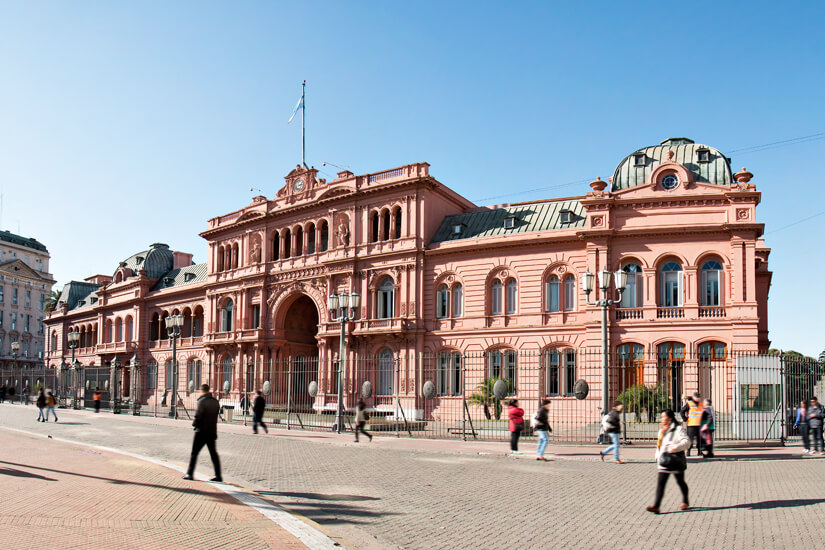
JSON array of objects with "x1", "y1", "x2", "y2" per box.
[{"x1": 336, "y1": 213, "x2": 350, "y2": 247}]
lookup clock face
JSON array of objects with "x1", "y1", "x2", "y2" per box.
[
  {"x1": 293, "y1": 179, "x2": 305, "y2": 192},
  {"x1": 661, "y1": 174, "x2": 679, "y2": 190}
]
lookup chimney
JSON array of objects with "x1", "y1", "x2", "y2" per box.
[{"x1": 173, "y1": 251, "x2": 194, "y2": 269}]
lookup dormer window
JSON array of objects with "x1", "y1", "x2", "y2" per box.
[
  {"x1": 90, "y1": 297, "x2": 98, "y2": 304},
  {"x1": 504, "y1": 214, "x2": 516, "y2": 230},
  {"x1": 560, "y1": 210, "x2": 573, "y2": 224},
  {"x1": 697, "y1": 149, "x2": 710, "y2": 163},
  {"x1": 633, "y1": 154, "x2": 646, "y2": 167},
  {"x1": 136, "y1": 256, "x2": 144, "y2": 265},
  {"x1": 163, "y1": 277, "x2": 174, "y2": 287},
  {"x1": 184, "y1": 273, "x2": 196, "y2": 282},
  {"x1": 452, "y1": 223, "x2": 465, "y2": 236}
]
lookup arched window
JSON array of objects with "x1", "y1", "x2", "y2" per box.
[
  {"x1": 272, "y1": 231, "x2": 280, "y2": 260},
  {"x1": 697, "y1": 340, "x2": 726, "y2": 398},
  {"x1": 125, "y1": 316, "x2": 133, "y2": 342},
  {"x1": 619, "y1": 263, "x2": 642, "y2": 308},
  {"x1": 232, "y1": 243, "x2": 239, "y2": 269},
  {"x1": 436, "y1": 284, "x2": 449, "y2": 318},
  {"x1": 114, "y1": 272, "x2": 123, "y2": 283},
  {"x1": 192, "y1": 306, "x2": 204, "y2": 337},
  {"x1": 545, "y1": 275, "x2": 560, "y2": 312},
  {"x1": 452, "y1": 283, "x2": 463, "y2": 317},
  {"x1": 657, "y1": 342, "x2": 685, "y2": 410},
  {"x1": 104, "y1": 320, "x2": 113, "y2": 343},
  {"x1": 545, "y1": 348, "x2": 576, "y2": 396},
  {"x1": 181, "y1": 309, "x2": 192, "y2": 338},
  {"x1": 51, "y1": 332, "x2": 57, "y2": 351},
  {"x1": 220, "y1": 355, "x2": 233, "y2": 392},
  {"x1": 150, "y1": 313, "x2": 160, "y2": 341},
  {"x1": 660, "y1": 262, "x2": 683, "y2": 307},
  {"x1": 437, "y1": 351, "x2": 462, "y2": 396},
  {"x1": 491, "y1": 280, "x2": 503, "y2": 315},
  {"x1": 283, "y1": 229, "x2": 291, "y2": 258},
  {"x1": 382, "y1": 210, "x2": 390, "y2": 241},
  {"x1": 319, "y1": 220, "x2": 329, "y2": 252},
  {"x1": 217, "y1": 246, "x2": 225, "y2": 271},
  {"x1": 393, "y1": 206, "x2": 402, "y2": 239},
  {"x1": 377, "y1": 348, "x2": 394, "y2": 395},
  {"x1": 160, "y1": 312, "x2": 169, "y2": 340},
  {"x1": 295, "y1": 226, "x2": 303, "y2": 256},
  {"x1": 115, "y1": 318, "x2": 123, "y2": 342},
  {"x1": 187, "y1": 359, "x2": 201, "y2": 392},
  {"x1": 371, "y1": 212, "x2": 380, "y2": 243},
  {"x1": 701, "y1": 260, "x2": 723, "y2": 307},
  {"x1": 617, "y1": 343, "x2": 644, "y2": 393},
  {"x1": 307, "y1": 223, "x2": 316, "y2": 254},
  {"x1": 220, "y1": 299, "x2": 234, "y2": 332},
  {"x1": 377, "y1": 277, "x2": 395, "y2": 319},
  {"x1": 563, "y1": 275, "x2": 576, "y2": 311},
  {"x1": 506, "y1": 279, "x2": 517, "y2": 315},
  {"x1": 488, "y1": 350, "x2": 517, "y2": 391}
]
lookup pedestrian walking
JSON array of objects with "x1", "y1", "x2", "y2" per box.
[
  {"x1": 646, "y1": 409, "x2": 690, "y2": 514},
  {"x1": 44, "y1": 391, "x2": 58, "y2": 422},
  {"x1": 354, "y1": 398, "x2": 373, "y2": 443},
  {"x1": 685, "y1": 392, "x2": 704, "y2": 457},
  {"x1": 0, "y1": 383, "x2": 6, "y2": 403},
  {"x1": 679, "y1": 394, "x2": 689, "y2": 422},
  {"x1": 252, "y1": 390, "x2": 268, "y2": 435},
  {"x1": 182, "y1": 384, "x2": 222, "y2": 482},
  {"x1": 22, "y1": 386, "x2": 30, "y2": 406},
  {"x1": 508, "y1": 399, "x2": 525, "y2": 454},
  {"x1": 599, "y1": 401, "x2": 624, "y2": 463},
  {"x1": 700, "y1": 398, "x2": 716, "y2": 458},
  {"x1": 36, "y1": 389, "x2": 46, "y2": 422},
  {"x1": 93, "y1": 387, "x2": 102, "y2": 413},
  {"x1": 794, "y1": 400, "x2": 810, "y2": 454},
  {"x1": 807, "y1": 396, "x2": 824, "y2": 454},
  {"x1": 533, "y1": 399, "x2": 552, "y2": 461}
]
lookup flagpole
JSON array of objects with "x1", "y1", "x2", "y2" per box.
[{"x1": 302, "y1": 80, "x2": 306, "y2": 168}]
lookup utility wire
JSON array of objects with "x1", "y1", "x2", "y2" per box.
[{"x1": 762, "y1": 209, "x2": 825, "y2": 236}]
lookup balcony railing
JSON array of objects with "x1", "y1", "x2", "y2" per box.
[
  {"x1": 657, "y1": 307, "x2": 684, "y2": 319},
  {"x1": 615, "y1": 308, "x2": 643, "y2": 320},
  {"x1": 699, "y1": 306, "x2": 726, "y2": 318}
]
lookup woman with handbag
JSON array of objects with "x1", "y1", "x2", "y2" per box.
[
  {"x1": 507, "y1": 399, "x2": 525, "y2": 454},
  {"x1": 646, "y1": 409, "x2": 690, "y2": 514}
]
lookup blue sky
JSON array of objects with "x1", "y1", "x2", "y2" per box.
[{"x1": 1, "y1": 1, "x2": 823, "y2": 356}]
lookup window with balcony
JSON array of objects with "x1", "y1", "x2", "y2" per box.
[
  {"x1": 619, "y1": 263, "x2": 642, "y2": 308},
  {"x1": 319, "y1": 220, "x2": 329, "y2": 251},
  {"x1": 393, "y1": 207, "x2": 402, "y2": 239},
  {"x1": 251, "y1": 304, "x2": 261, "y2": 329},
  {"x1": 283, "y1": 229, "x2": 291, "y2": 258},
  {"x1": 307, "y1": 223, "x2": 316, "y2": 254},
  {"x1": 272, "y1": 231, "x2": 280, "y2": 260},
  {"x1": 701, "y1": 260, "x2": 723, "y2": 306},
  {"x1": 371, "y1": 212, "x2": 380, "y2": 243},
  {"x1": 220, "y1": 299, "x2": 234, "y2": 332},
  {"x1": 660, "y1": 262, "x2": 683, "y2": 307}
]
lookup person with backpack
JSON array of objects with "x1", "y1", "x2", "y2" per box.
[
  {"x1": 599, "y1": 401, "x2": 624, "y2": 463},
  {"x1": 646, "y1": 409, "x2": 691, "y2": 514},
  {"x1": 354, "y1": 398, "x2": 372, "y2": 442},
  {"x1": 533, "y1": 399, "x2": 552, "y2": 461},
  {"x1": 36, "y1": 389, "x2": 46, "y2": 422},
  {"x1": 507, "y1": 399, "x2": 525, "y2": 454},
  {"x1": 44, "y1": 391, "x2": 58, "y2": 422}
]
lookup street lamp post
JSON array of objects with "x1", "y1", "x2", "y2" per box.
[
  {"x1": 111, "y1": 355, "x2": 122, "y2": 414},
  {"x1": 327, "y1": 291, "x2": 360, "y2": 434},
  {"x1": 165, "y1": 314, "x2": 184, "y2": 419},
  {"x1": 582, "y1": 268, "x2": 627, "y2": 414},
  {"x1": 67, "y1": 331, "x2": 81, "y2": 409}
]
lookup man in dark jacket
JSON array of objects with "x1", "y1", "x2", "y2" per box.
[
  {"x1": 599, "y1": 401, "x2": 624, "y2": 463},
  {"x1": 252, "y1": 390, "x2": 268, "y2": 435},
  {"x1": 182, "y1": 384, "x2": 222, "y2": 482}
]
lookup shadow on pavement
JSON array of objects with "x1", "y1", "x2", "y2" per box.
[
  {"x1": 263, "y1": 491, "x2": 380, "y2": 502},
  {"x1": 0, "y1": 467, "x2": 57, "y2": 481},
  {"x1": 0, "y1": 459, "x2": 231, "y2": 503},
  {"x1": 686, "y1": 498, "x2": 825, "y2": 512}
]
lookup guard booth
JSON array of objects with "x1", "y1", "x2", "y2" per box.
[{"x1": 734, "y1": 355, "x2": 782, "y2": 441}]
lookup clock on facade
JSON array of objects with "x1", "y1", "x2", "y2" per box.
[
  {"x1": 661, "y1": 174, "x2": 679, "y2": 190},
  {"x1": 293, "y1": 179, "x2": 305, "y2": 192}
]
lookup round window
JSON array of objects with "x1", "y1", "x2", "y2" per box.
[{"x1": 661, "y1": 174, "x2": 679, "y2": 190}]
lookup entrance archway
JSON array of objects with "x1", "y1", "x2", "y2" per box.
[{"x1": 277, "y1": 294, "x2": 320, "y2": 410}]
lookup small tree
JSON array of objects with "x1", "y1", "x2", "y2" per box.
[
  {"x1": 468, "y1": 377, "x2": 516, "y2": 420},
  {"x1": 44, "y1": 288, "x2": 62, "y2": 313}
]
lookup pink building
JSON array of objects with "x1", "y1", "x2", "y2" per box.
[{"x1": 45, "y1": 138, "x2": 771, "y2": 431}]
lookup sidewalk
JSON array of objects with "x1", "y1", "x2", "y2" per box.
[{"x1": 0, "y1": 429, "x2": 312, "y2": 550}]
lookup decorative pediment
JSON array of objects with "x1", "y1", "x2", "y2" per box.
[
  {"x1": 0, "y1": 259, "x2": 46, "y2": 281},
  {"x1": 236, "y1": 210, "x2": 264, "y2": 223}
]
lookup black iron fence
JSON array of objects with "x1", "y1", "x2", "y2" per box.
[{"x1": 8, "y1": 351, "x2": 823, "y2": 445}]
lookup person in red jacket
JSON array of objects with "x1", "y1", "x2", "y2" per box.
[{"x1": 508, "y1": 399, "x2": 525, "y2": 454}]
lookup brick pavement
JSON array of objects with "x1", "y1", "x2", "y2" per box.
[
  {"x1": 0, "y1": 428, "x2": 310, "y2": 550},
  {"x1": 1, "y1": 403, "x2": 823, "y2": 549}
]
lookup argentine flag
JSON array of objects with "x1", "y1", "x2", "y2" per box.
[{"x1": 288, "y1": 95, "x2": 304, "y2": 123}]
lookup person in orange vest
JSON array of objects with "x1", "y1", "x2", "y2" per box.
[
  {"x1": 93, "y1": 387, "x2": 102, "y2": 413},
  {"x1": 685, "y1": 392, "x2": 704, "y2": 457}
]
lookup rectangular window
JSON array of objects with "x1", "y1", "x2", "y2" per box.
[
  {"x1": 702, "y1": 270, "x2": 720, "y2": 306},
  {"x1": 545, "y1": 279, "x2": 560, "y2": 312},
  {"x1": 25, "y1": 290, "x2": 31, "y2": 308},
  {"x1": 563, "y1": 277, "x2": 575, "y2": 311},
  {"x1": 662, "y1": 272, "x2": 682, "y2": 307},
  {"x1": 546, "y1": 350, "x2": 560, "y2": 396},
  {"x1": 12, "y1": 288, "x2": 17, "y2": 305},
  {"x1": 188, "y1": 360, "x2": 201, "y2": 391},
  {"x1": 436, "y1": 287, "x2": 448, "y2": 318},
  {"x1": 491, "y1": 283, "x2": 502, "y2": 316},
  {"x1": 489, "y1": 351, "x2": 502, "y2": 379},
  {"x1": 452, "y1": 285, "x2": 462, "y2": 317},
  {"x1": 437, "y1": 353, "x2": 449, "y2": 396},
  {"x1": 147, "y1": 363, "x2": 158, "y2": 390},
  {"x1": 116, "y1": 321, "x2": 122, "y2": 342},
  {"x1": 252, "y1": 304, "x2": 261, "y2": 328},
  {"x1": 40, "y1": 293, "x2": 45, "y2": 311},
  {"x1": 23, "y1": 340, "x2": 29, "y2": 356},
  {"x1": 0, "y1": 285, "x2": 4, "y2": 302},
  {"x1": 564, "y1": 349, "x2": 576, "y2": 395},
  {"x1": 633, "y1": 154, "x2": 646, "y2": 166},
  {"x1": 739, "y1": 384, "x2": 777, "y2": 412},
  {"x1": 38, "y1": 317, "x2": 44, "y2": 335},
  {"x1": 24, "y1": 314, "x2": 30, "y2": 332},
  {"x1": 165, "y1": 361, "x2": 177, "y2": 390},
  {"x1": 506, "y1": 281, "x2": 517, "y2": 315},
  {"x1": 451, "y1": 353, "x2": 462, "y2": 396},
  {"x1": 11, "y1": 312, "x2": 16, "y2": 330},
  {"x1": 0, "y1": 311, "x2": 3, "y2": 328}
]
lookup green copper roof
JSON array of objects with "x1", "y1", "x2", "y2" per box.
[
  {"x1": 0, "y1": 230, "x2": 48, "y2": 253},
  {"x1": 611, "y1": 137, "x2": 732, "y2": 191},
  {"x1": 151, "y1": 263, "x2": 207, "y2": 291},
  {"x1": 119, "y1": 243, "x2": 174, "y2": 279},
  {"x1": 431, "y1": 200, "x2": 585, "y2": 244},
  {"x1": 58, "y1": 281, "x2": 101, "y2": 310}
]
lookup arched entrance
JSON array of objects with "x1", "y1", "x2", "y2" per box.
[{"x1": 276, "y1": 294, "x2": 320, "y2": 411}]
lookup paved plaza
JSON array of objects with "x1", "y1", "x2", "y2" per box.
[{"x1": 1, "y1": 403, "x2": 823, "y2": 549}]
